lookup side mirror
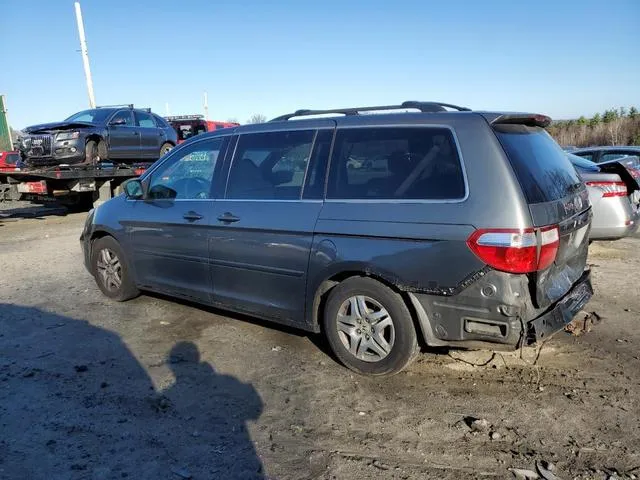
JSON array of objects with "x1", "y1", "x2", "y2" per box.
[
  {"x1": 148, "y1": 184, "x2": 177, "y2": 200},
  {"x1": 109, "y1": 118, "x2": 127, "y2": 127},
  {"x1": 123, "y1": 179, "x2": 144, "y2": 199}
]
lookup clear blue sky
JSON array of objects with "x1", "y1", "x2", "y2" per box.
[{"x1": 2, "y1": 0, "x2": 639, "y2": 129}]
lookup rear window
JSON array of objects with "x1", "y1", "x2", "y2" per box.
[
  {"x1": 327, "y1": 127, "x2": 466, "y2": 200},
  {"x1": 494, "y1": 124, "x2": 582, "y2": 204}
]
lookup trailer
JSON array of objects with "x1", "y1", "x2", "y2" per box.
[{"x1": 0, "y1": 162, "x2": 152, "y2": 209}]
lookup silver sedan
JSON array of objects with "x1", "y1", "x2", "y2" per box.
[{"x1": 569, "y1": 153, "x2": 640, "y2": 240}]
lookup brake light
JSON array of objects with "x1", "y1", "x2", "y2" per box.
[
  {"x1": 467, "y1": 226, "x2": 559, "y2": 273},
  {"x1": 585, "y1": 181, "x2": 627, "y2": 198}
]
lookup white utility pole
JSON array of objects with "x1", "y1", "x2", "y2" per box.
[
  {"x1": 203, "y1": 92, "x2": 209, "y2": 120},
  {"x1": 74, "y1": 2, "x2": 96, "y2": 108}
]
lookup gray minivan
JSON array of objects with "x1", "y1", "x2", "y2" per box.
[{"x1": 81, "y1": 101, "x2": 593, "y2": 375}]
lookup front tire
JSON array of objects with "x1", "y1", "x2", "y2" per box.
[
  {"x1": 91, "y1": 236, "x2": 139, "y2": 302},
  {"x1": 85, "y1": 140, "x2": 98, "y2": 165},
  {"x1": 323, "y1": 277, "x2": 419, "y2": 376}
]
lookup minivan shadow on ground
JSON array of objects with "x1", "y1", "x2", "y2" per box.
[{"x1": 0, "y1": 304, "x2": 265, "y2": 479}]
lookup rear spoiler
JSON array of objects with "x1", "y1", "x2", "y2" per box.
[{"x1": 491, "y1": 114, "x2": 552, "y2": 128}]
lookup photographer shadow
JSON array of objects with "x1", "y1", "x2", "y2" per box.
[{"x1": 0, "y1": 304, "x2": 264, "y2": 479}]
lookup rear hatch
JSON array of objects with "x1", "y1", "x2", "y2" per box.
[{"x1": 493, "y1": 119, "x2": 591, "y2": 309}]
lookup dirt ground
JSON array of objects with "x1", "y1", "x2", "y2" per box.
[{"x1": 0, "y1": 207, "x2": 639, "y2": 480}]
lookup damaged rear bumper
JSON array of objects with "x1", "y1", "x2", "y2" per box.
[
  {"x1": 408, "y1": 269, "x2": 593, "y2": 350},
  {"x1": 527, "y1": 270, "x2": 593, "y2": 344}
]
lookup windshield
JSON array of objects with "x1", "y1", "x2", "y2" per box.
[{"x1": 64, "y1": 109, "x2": 112, "y2": 124}]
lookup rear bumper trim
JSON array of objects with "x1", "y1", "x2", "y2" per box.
[{"x1": 527, "y1": 270, "x2": 593, "y2": 343}]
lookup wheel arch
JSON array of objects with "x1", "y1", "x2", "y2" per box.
[
  {"x1": 308, "y1": 264, "x2": 421, "y2": 337},
  {"x1": 85, "y1": 133, "x2": 103, "y2": 145},
  {"x1": 88, "y1": 229, "x2": 139, "y2": 282}
]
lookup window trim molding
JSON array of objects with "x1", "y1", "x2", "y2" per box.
[{"x1": 324, "y1": 124, "x2": 469, "y2": 204}]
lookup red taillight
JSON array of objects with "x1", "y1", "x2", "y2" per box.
[
  {"x1": 585, "y1": 181, "x2": 627, "y2": 198},
  {"x1": 467, "y1": 226, "x2": 559, "y2": 274}
]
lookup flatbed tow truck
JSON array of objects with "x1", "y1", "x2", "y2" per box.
[{"x1": 0, "y1": 161, "x2": 152, "y2": 209}]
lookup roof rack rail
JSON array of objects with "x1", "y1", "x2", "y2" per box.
[
  {"x1": 270, "y1": 101, "x2": 471, "y2": 121},
  {"x1": 96, "y1": 104, "x2": 135, "y2": 109}
]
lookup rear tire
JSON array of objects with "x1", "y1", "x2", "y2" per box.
[
  {"x1": 91, "y1": 236, "x2": 139, "y2": 302},
  {"x1": 322, "y1": 277, "x2": 419, "y2": 376},
  {"x1": 159, "y1": 143, "x2": 173, "y2": 157}
]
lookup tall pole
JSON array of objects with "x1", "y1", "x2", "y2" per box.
[
  {"x1": 74, "y1": 2, "x2": 96, "y2": 108},
  {"x1": 203, "y1": 92, "x2": 209, "y2": 121}
]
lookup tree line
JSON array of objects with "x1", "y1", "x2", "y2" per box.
[{"x1": 547, "y1": 106, "x2": 640, "y2": 147}]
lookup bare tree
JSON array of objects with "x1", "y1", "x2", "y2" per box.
[
  {"x1": 247, "y1": 114, "x2": 267, "y2": 124},
  {"x1": 607, "y1": 118, "x2": 624, "y2": 145}
]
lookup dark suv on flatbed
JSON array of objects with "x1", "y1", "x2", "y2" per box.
[
  {"x1": 19, "y1": 105, "x2": 177, "y2": 167},
  {"x1": 81, "y1": 101, "x2": 593, "y2": 375}
]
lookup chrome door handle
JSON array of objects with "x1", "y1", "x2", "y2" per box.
[
  {"x1": 217, "y1": 212, "x2": 240, "y2": 223},
  {"x1": 183, "y1": 211, "x2": 203, "y2": 221}
]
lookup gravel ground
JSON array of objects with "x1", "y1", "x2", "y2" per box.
[{"x1": 0, "y1": 211, "x2": 639, "y2": 480}]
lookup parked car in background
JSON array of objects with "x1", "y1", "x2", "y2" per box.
[
  {"x1": 569, "y1": 153, "x2": 639, "y2": 240},
  {"x1": 81, "y1": 101, "x2": 593, "y2": 376},
  {"x1": 572, "y1": 146, "x2": 640, "y2": 179},
  {"x1": 18, "y1": 105, "x2": 177, "y2": 167},
  {"x1": 165, "y1": 115, "x2": 240, "y2": 144}
]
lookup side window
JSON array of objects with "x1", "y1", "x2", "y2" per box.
[
  {"x1": 574, "y1": 152, "x2": 594, "y2": 161},
  {"x1": 601, "y1": 152, "x2": 631, "y2": 162},
  {"x1": 147, "y1": 138, "x2": 225, "y2": 200},
  {"x1": 226, "y1": 130, "x2": 315, "y2": 200},
  {"x1": 153, "y1": 115, "x2": 169, "y2": 128},
  {"x1": 135, "y1": 111, "x2": 157, "y2": 128},
  {"x1": 327, "y1": 127, "x2": 465, "y2": 200},
  {"x1": 109, "y1": 110, "x2": 134, "y2": 126},
  {"x1": 303, "y1": 129, "x2": 333, "y2": 199}
]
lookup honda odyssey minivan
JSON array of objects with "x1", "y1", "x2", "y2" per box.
[{"x1": 81, "y1": 101, "x2": 593, "y2": 375}]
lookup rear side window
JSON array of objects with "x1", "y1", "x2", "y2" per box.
[
  {"x1": 601, "y1": 152, "x2": 639, "y2": 162},
  {"x1": 327, "y1": 127, "x2": 465, "y2": 200},
  {"x1": 494, "y1": 124, "x2": 582, "y2": 204},
  {"x1": 135, "y1": 111, "x2": 157, "y2": 128},
  {"x1": 5, "y1": 153, "x2": 19, "y2": 165},
  {"x1": 225, "y1": 130, "x2": 315, "y2": 200},
  {"x1": 154, "y1": 115, "x2": 170, "y2": 128}
]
